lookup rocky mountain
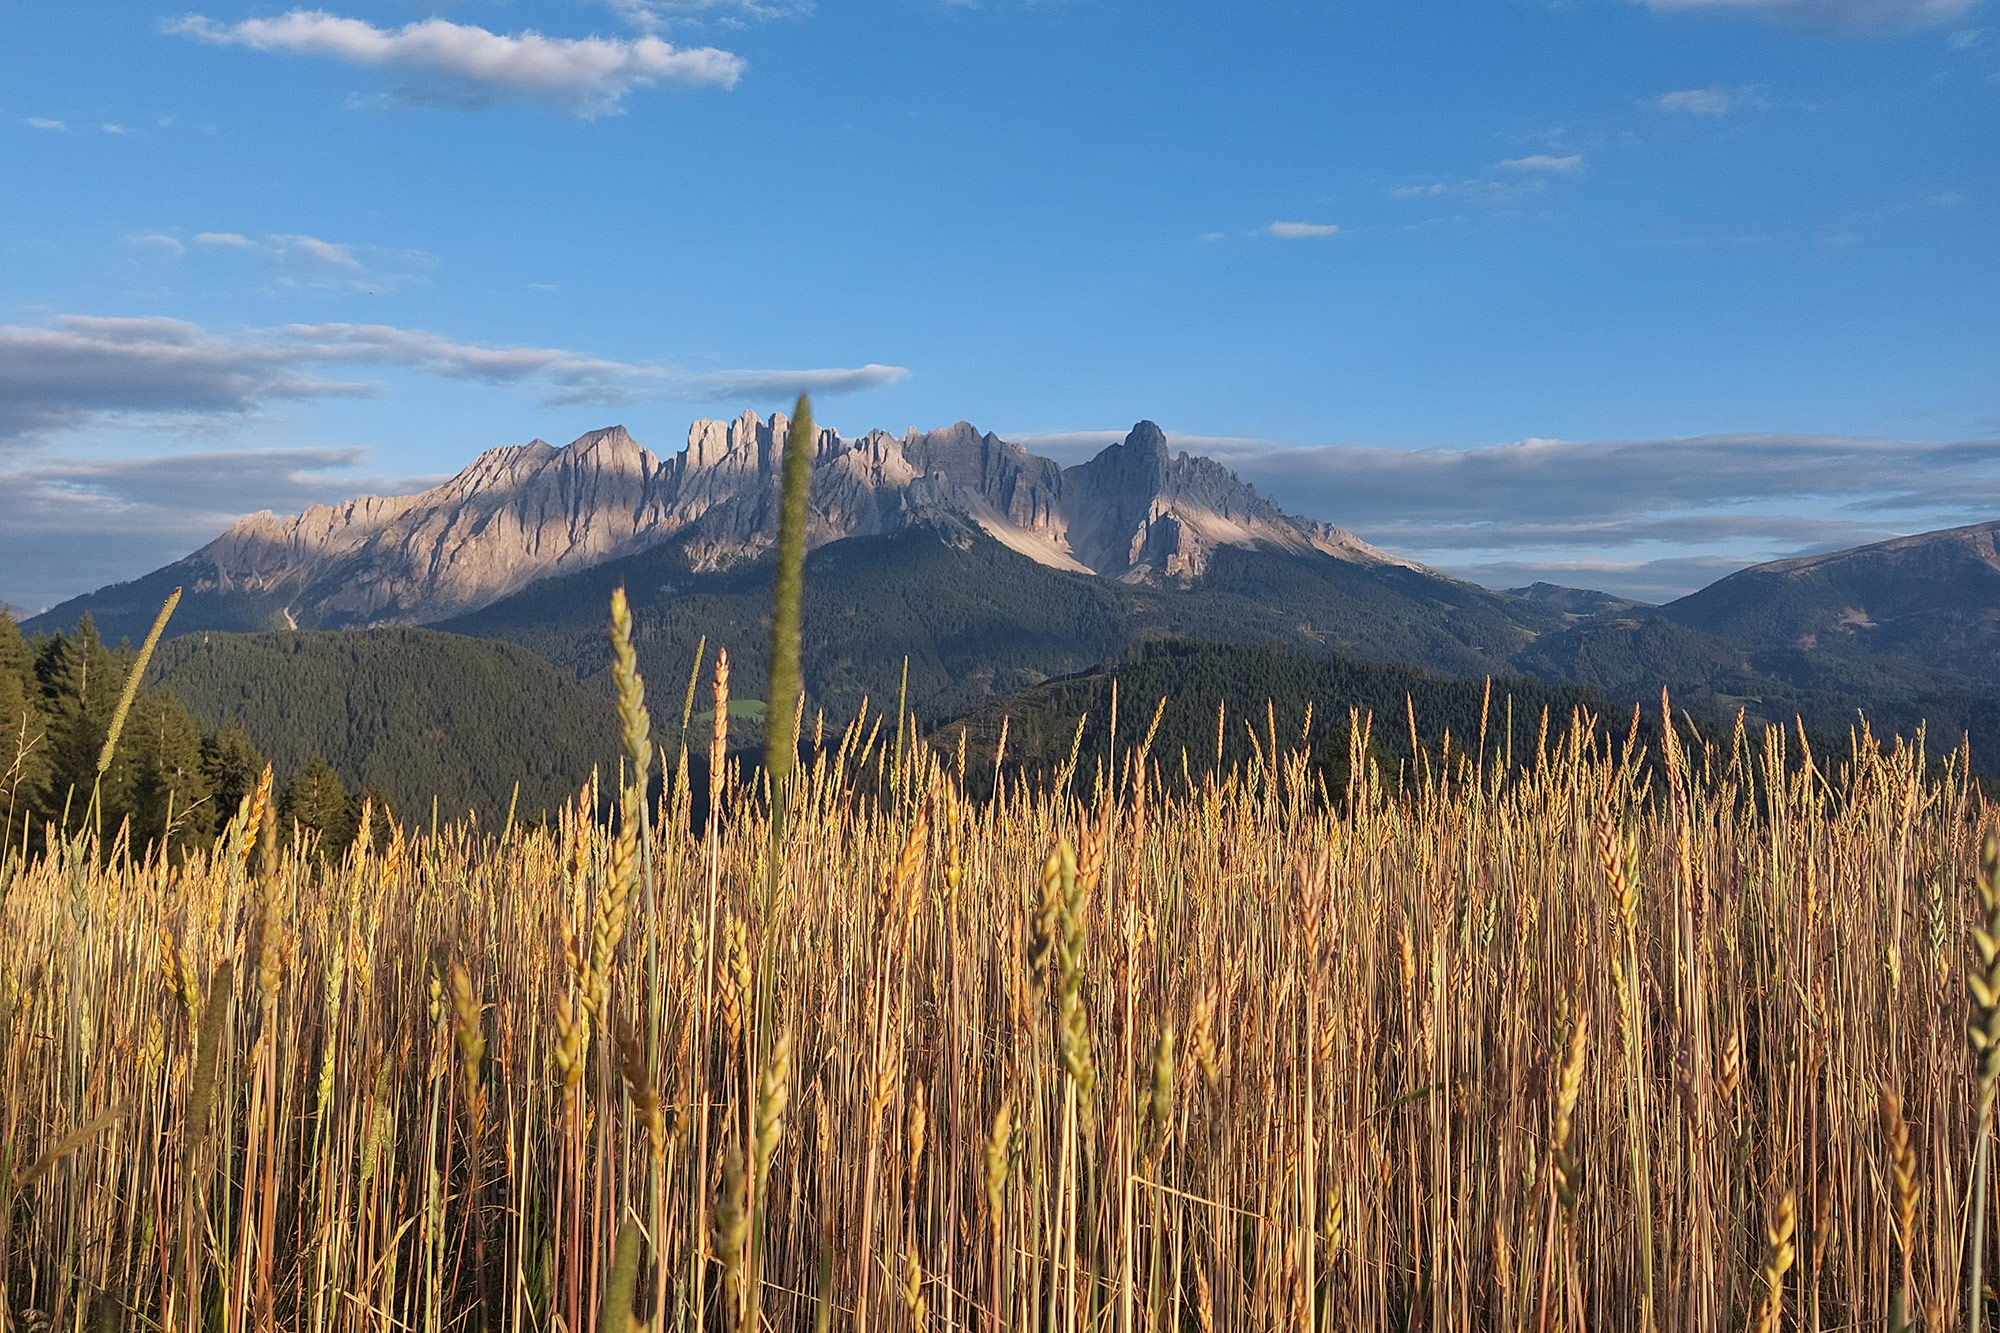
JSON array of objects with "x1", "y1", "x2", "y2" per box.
[
  {"x1": 35, "y1": 407, "x2": 1996, "y2": 769},
  {"x1": 28, "y1": 414, "x2": 1409, "y2": 643}
]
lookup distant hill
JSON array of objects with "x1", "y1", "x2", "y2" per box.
[
  {"x1": 1505, "y1": 522, "x2": 2000, "y2": 763},
  {"x1": 1510, "y1": 522, "x2": 2000, "y2": 700},
  {"x1": 1660, "y1": 519, "x2": 2000, "y2": 690},
  {"x1": 150, "y1": 628, "x2": 620, "y2": 822},
  {"x1": 1507, "y1": 582, "x2": 1652, "y2": 619}
]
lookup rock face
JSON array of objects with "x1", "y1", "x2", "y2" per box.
[
  {"x1": 186, "y1": 425, "x2": 673, "y2": 627},
  {"x1": 50, "y1": 414, "x2": 1406, "y2": 633}
]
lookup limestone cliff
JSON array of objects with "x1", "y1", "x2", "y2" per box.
[{"x1": 61, "y1": 415, "x2": 1405, "y2": 631}]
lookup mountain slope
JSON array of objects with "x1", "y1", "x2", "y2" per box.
[
  {"x1": 1506, "y1": 521, "x2": 2000, "y2": 702},
  {"x1": 443, "y1": 521, "x2": 1559, "y2": 724},
  {"x1": 1659, "y1": 519, "x2": 2000, "y2": 688}
]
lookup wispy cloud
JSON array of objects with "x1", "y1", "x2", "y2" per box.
[
  {"x1": 287, "y1": 322, "x2": 909, "y2": 403},
  {"x1": 1392, "y1": 153, "x2": 1585, "y2": 210},
  {"x1": 0, "y1": 447, "x2": 439, "y2": 614},
  {"x1": 1391, "y1": 177, "x2": 1553, "y2": 210},
  {"x1": 1198, "y1": 432, "x2": 2000, "y2": 527},
  {"x1": 1266, "y1": 220, "x2": 1340, "y2": 239},
  {"x1": 23, "y1": 117, "x2": 66, "y2": 131},
  {"x1": 0, "y1": 316, "x2": 370, "y2": 442},
  {"x1": 1637, "y1": 0, "x2": 1980, "y2": 30},
  {"x1": 1821, "y1": 189, "x2": 1966, "y2": 249},
  {"x1": 138, "y1": 230, "x2": 429, "y2": 293},
  {"x1": 125, "y1": 233, "x2": 187, "y2": 258},
  {"x1": 1654, "y1": 86, "x2": 1736, "y2": 114},
  {"x1": 598, "y1": 0, "x2": 814, "y2": 31},
  {"x1": 1207, "y1": 431, "x2": 2000, "y2": 597},
  {"x1": 101, "y1": 122, "x2": 130, "y2": 135},
  {"x1": 165, "y1": 10, "x2": 746, "y2": 114},
  {"x1": 1501, "y1": 153, "x2": 1584, "y2": 173},
  {"x1": 0, "y1": 313, "x2": 909, "y2": 443}
]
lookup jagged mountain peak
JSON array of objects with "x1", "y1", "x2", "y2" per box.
[
  {"x1": 30, "y1": 413, "x2": 1408, "y2": 639},
  {"x1": 568, "y1": 423, "x2": 644, "y2": 457}
]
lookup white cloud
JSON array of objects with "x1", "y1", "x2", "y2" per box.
[
  {"x1": 277, "y1": 233, "x2": 360, "y2": 268},
  {"x1": 0, "y1": 313, "x2": 908, "y2": 443},
  {"x1": 1655, "y1": 86, "x2": 1735, "y2": 114},
  {"x1": 23, "y1": 117, "x2": 66, "y2": 132},
  {"x1": 166, "y1": 10, "x2": 746, "y2": 114},
  {"x1": 194, "y1": 231, "x2": 253, "y2": 247},
  {"x1": 125, "y1": 233, "x2": 187, "y2": 258},
  {"x1": 101, "y1": 123, "x2": 130, "y2": 135},
  {"x1": 1267, "y1": 220, "x2": 1341, "y2": 239},
  {"x1": 1501, "y1": 153, "x2": 1584, "y2": 173},
  {"x1": 1637, "y1": 0, "x2": 1979, "y2": 29}
]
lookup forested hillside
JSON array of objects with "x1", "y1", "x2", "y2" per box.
[
  {"x1": 150, "y1": 628, "x2": 621, "y2": 825},
  {"x1": 941, "y1": 639, "x2": 1675, "y2": 797},
  {"x1": 445, "y1": 522, "x2": 1560, "y2": 726}
]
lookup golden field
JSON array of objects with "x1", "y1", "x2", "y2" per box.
[{"x1": 3, "y1": 671, "x2": 1995, "y2": 1332}]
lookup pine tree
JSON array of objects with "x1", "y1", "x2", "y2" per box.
[
  {"x1": 131, "y1": 690, "x2": 215, "y2": 853},
  {"x1": 21, "y1": 617, "x2": 227, "y2": 856},
  {"x1": 33, "y1": 616, "x2": 122, "y2": 835},
  {"x1": 0, "y1": 610, "x2": 42, "y2": 850},
  {"x1": 279, "y1": 756, "x2": 357, "y2": 859},
  {"x1": 200, "y1": 722, "x2": 266, "y2": 827}
]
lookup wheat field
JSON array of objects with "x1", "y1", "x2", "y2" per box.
[{"x1": 3, "y1": 643, "x2": 1995, "y2": 1331}]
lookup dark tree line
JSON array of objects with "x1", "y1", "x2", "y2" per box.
[{"x1": 1, "y1": 610, "x2": 380, "y2": 860}]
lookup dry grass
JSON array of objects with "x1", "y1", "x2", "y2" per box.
[{"x1": 0, "y1": 671, "x2": 1995, "y2": 1332}]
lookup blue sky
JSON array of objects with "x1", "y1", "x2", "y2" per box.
[{"x1": 2, "y1": 0, "x2": 1995, "y2": 611}]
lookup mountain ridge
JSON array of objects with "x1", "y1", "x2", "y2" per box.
[{"x1": 27, "y1": 414, "x2": 1407, "y2": 643}]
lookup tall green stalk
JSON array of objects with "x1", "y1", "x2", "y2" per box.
[
  {"x1": 1969, "y1": 832, "x2": 2000, "y2": 1333},
  {"x1": 759, "y1": 393, "x2": 814, "y2": 948},
  {"x1": 764, "y1": 396, "x2": 814, "y2": 831},
  {"x1": 85, "y1": 585, "x2": 181, "y2": 841},
  {"x1": 747, "y1": 394, "x2": 813, "y2": 1333}
]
